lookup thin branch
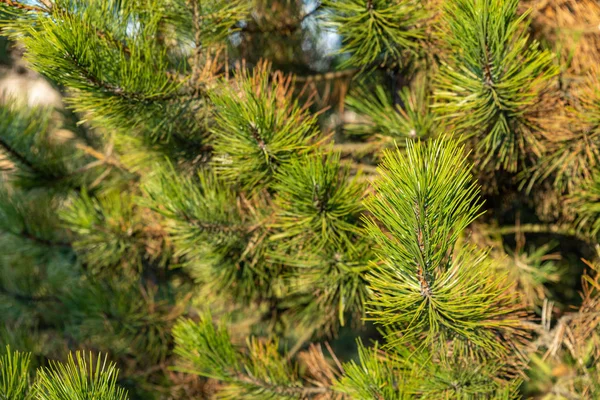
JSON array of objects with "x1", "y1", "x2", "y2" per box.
[
  {"x1": 295, "y1": 69, "x2": 358, "y2": 83},
  {"x1": 286, "y1": 328, "x2": 315, "y2": 361},
  {"x1": 300, "y1": 3, "x2": 323, "y2": 23},
  {"x1": 333, "y1": 142, "x2": 383, "y2": 155},
  {"x1": 324, "y1": 341, "x2": 345, "y2": 374},
  {"x1": 180, "y1": 213, "x2": 247, "y2": 235},
  {"x1": 235, "y1": 373, "x2": 331, "y2": 397},
  {"x1": 91, "y1": 25, "x2": 131, "y2": 57},
  {"x1": 2, "y1": 228, "x2": 73, "y2": 248},
  {"x1": 0, "y1": 136, "x2": 93, "y2": 190},
  {"x1": 339, "y1": 160, "x2": 378, "y2": 174},
  {"x1": 0, "y1": 136, "x2": 37, "y2": 172},
  {"x1": 249, "y1": 123, "x2": 267, "y2": 152},
  {"x1": 492, "y1": 223, "x2": 594, "y2": 245},
  {"x1": 188, "y1": 0, "x2": 203, "y2": 88},
  {"x1": 64, "y1": 52, "x2": 182, "y2": 102},
  {"x1": 75, "y1": 142, "x2": 138, "y2": 178}
]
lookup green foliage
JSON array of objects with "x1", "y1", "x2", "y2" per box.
[
  {"x1": 0, "y1": 189, "x2": 69, "y2": 251},
  {"x1": 335, "y1": 340, "x2": 521, "y2": 399},
  {"x1": 1, "y1": 346, "x2": 128, "y2": 400},
  {"x1": 173, "y1": 314, "x2": 311, "y2": 400},
  {"x1": 323, "y1": 0, "x2": 426, "y2": 68},
  {"x1": 268, "y1": 150, "x2": 371, "y2": 328},
  {"x1": 60, "y1": 191, "x2": 144, "y2": 275},
  {"x1": 525, "y1": 72, "x2": 600, "y2": 193},
  {"x1": 3, "y1": 0, "x2": 600, "y2": 398},
  {"x1": 334, "y1": 341, "x2": 411, "y2": 399},
  {"x1": 364, "y1": 139, "x2": 521, "y2": 353},
  {"x1": 62, "y1": 279, "x2": 179, "y2": 366},
  {"x1": 0, "y1": 346, "x2": 32, "y2": 400},
  {"x1": 168, "y1": 0, "x2": 249, "y2": 48},
  {"x1": 345, "y1": 79, "x2": 435, "y2": 140},
  {"x1": 501, "y1": 242, "x2": 561, "y2": 307},
  {"x1": 270, "y1": 150, "x2": 364, "y2": 251},
  {"x1": 172, "y1": 314, "x2": 240, "y2": 380},
  {"x1": 0, "y1": 1, "x2": 36, "y2": 21},
  {"x1": 143, "y1": 165, "x2": 268, "y2": 299},
  {"x1": 365, "y1": 139, "x2": 481, "y2": 281},
  {"x1": 524, "y1": 133, "x2": 600, "y2": 194},
  {"x1": 0, "y1": 189, "x2": 77, "y2": 327},
  {"x1": 210, "y1": 66, "x2": 318, "y2": 191},
  {"x1": 2, "y1": 0, "x2": 202, "y2": 142},
  {"x1": 35, "y1": 352, "x2": 128, "y2": 400},
  {"x1": 569, "y1": 172, "x2": 600, "y2": 238},
  {"x1": 434, "y1": 0, "x2": 557, "y2": 172},
  {"x1": 272, "y1": 239, "x2": 372, "y2": 331},
  {"x1": 0, "y1": 106, "x2": 100, "y2": 192},
  {"x1": 399, "y1": 345, "x2": 521, "y2": 399}
]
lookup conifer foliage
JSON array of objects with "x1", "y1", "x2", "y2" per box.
[{"x1": 1, "y1": 0, "x2": 600, "y2": 399}]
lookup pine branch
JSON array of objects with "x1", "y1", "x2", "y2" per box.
[
  {"x1": 210, "y1": 63, "x2": 318, "y2": 190},
  {"x1": 3, "y1": 228, "x2": 72, "y2": 249},
  {"x1": 364, "y1": 139, "x2": 523, "y2": 354},
  {"x1": 2, "y1": 2, "x2": 208, "y2": 143},
  {"x1": 187, "y1": 0, "x2": 203, "y2": 87},
  {"x1": 180, "y1": 213, "x2": 248, "y2": 235},
  {"x1": 0, "y1": 136, "x2": 37, "y2": 172},
  {"x1": 63, "y1": 52, "x2": 179, "y2": 103},
  {"x1": 0, "y1": 106, "x2": 115, "y2": 192},
  {"x1": 1, "y1": 148, "x2": 78, "y2": 192},
  {"x1": 334, "y1": 340, "x2": 408, "y2": 399},
  {"x1": 324, "y1": 0, "x2": 427, "y2": 68},
  {"x1": 433, "y1": 0, "x2": 558, "y2": 172},
  {"x1": 0, "y1": 0, "x2": 133, "y2": 57},
  {"x1": 60, "y1": 191, "x2": 148, "y2": 275},
  {"x1": 232, "y1": 372, "x2": 330, "y2": 397},
  {"x1": 346, "y1": 79, "x2": 434, "y2": 139},
  {"x1": 176, "y1": 0, "x2": 248, "y2": 49},
  {"x1": 0, "y1": 346, "x2": 31, "y2": 400},
  {"x1": 1, "y1": 0, "x2": 220, "y2": 92},
  {"x1": 0, "y1": 135, "x2": 88, "y2": 192},
  {"x1": 491, "y1": 223, "x2": 594, "y2": 245},
  {"x1": 74, "y1": 143, "x2": 137, "y2": 178},
  {"x1": 173, "y1": 315, "x2": 335, "y2": 398}
]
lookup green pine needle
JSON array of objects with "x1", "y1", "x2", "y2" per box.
[
  {"x1": 0, "y1": 346, "x2": 32, "y2": 400},
  {"x1": 210, "y1": 65, "x2": 318, "y2": 191},
  {"x1": 346, "y1": 81, "x2": 435, "y2": 140},
  {"x1": 173, "y1": 313, "x2": 309, "y2": 399},
  {"x1": 35, "y1": 352, "x2": 128, "y2": 400},
  {"x1": 270, "y1": 150, "x2": 365, "y2": 251},
  {"x1": 364, "y1": 139, "x2": 522, "y2": 354},
  {"x1": 323, "y1": 0, "x2": 426, "y2": 68},
  {"x1": 433, "y1": 0, "x2": 558, "y2": 172}
]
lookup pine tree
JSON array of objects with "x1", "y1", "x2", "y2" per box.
[{"x1": 1, "y1": 0, "x2": 600, "y2": 399}]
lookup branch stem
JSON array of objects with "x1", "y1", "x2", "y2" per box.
[{"x1": 492, "y1": 223, "x2": 594, "y2": 244}]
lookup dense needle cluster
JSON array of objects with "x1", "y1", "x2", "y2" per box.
[{"x1": 1, "y1": 0, "x2": 600, "y2": 399}]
